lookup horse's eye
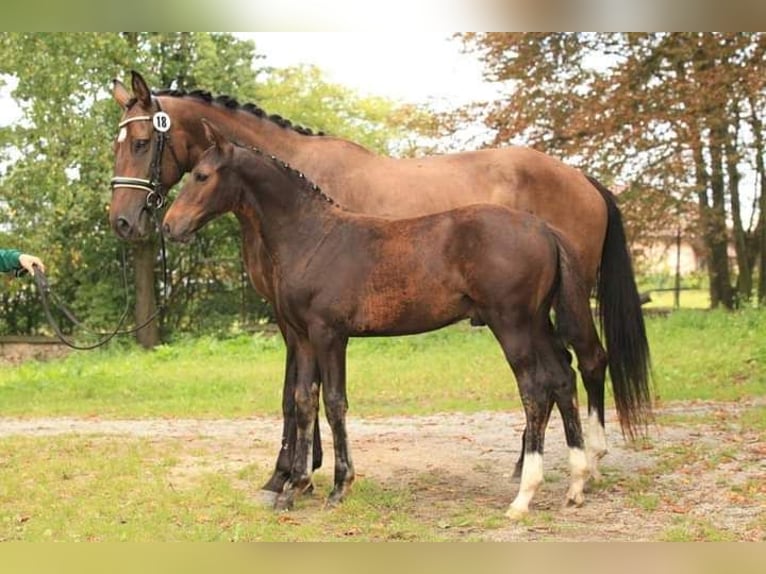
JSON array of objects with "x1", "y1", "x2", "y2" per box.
[
  {"x1": 132, "y1": 139, "x2": 150, "y2": 154},
  {"x1": 194, "y1": 171, "x2": 209, "y2": 183}
]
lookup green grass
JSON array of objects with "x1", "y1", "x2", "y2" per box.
[
  {"x1": 643, "y1": 289, "x2": 710, "y2": 309},
  {"x1": 0, "y1": 309, "x2": 764, "y2": 542},
  {"x1": 646, "y1": 309, "x2": 766, "y2": 404},
  {"x1": 661, "y1": 517, "x2": 740, "y2": 542},
  {"x1": 0, "y1": 325, "x2": 520, "y2": 418},
  {"x1": 0, "y1": 435, "x2": 442, "y2": 542},
  {"x1": 1, "y1": 309, "x2": 763, "y2": 418}
]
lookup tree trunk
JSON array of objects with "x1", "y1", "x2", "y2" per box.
[
  {"x1": 688, "y1": 120, "x2": 719, "y2": 309},
  {"x1": 750, "y1": 101, "x2": 766, "y2": 305},
  {"x1": 707, "y1": 123, "x2": 734, "y2": 309},
  {"x1": 725, "y1": 114, "x2": 752, "y2": 304},
  {"x1": 133, "y1": 239, "x2": 160, "y2": 349}
]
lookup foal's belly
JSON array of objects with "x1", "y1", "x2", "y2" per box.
[{"x1": 349, "y1": 286, "x2": 471, "y2": 337}]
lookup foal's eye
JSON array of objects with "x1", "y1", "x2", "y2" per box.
[
  {"x1": 194, "y1": 171, "x2": 209, "y2": 183},
  {"x1": 132, "y1": 139, "x2": 150, "y2": 154}
]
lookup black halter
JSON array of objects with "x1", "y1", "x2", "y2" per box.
[{"x1": 110, "y1": 98, "x2": 184, "y2": 210}]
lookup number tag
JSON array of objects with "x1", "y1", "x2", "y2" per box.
[{"x1": 152, "y1": 112, "x2": 171, "y2": 132}]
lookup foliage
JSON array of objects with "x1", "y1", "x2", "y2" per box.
[
  {"x1": 458, "y1": 33, "x2": 766, "y2": 308},
  {"x1": 0, "y1": 33, "x2": 435, "y2": 339},
  {"x1": 255, "y1": 64, "x2": 437, "y2": 156}
]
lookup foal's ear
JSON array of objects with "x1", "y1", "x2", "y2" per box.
[
  {"x1": 130, "y1": 70, "x2": 152, "y2": 108},
  {"x1": 112, "y1": 78, "x2": 131, "y2": 109},
  {"x1": 201, "y1": 119, "x2": 233, "y2": 155}
]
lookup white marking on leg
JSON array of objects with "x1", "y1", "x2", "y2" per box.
[
  {"x1": 585, "y1": 409, "x2": 607, "y2": 480},
  {"x1": 506, "y1": 452, "x2": 543, "y2": 520},
  {"x1": 565, "y1": 447, "x2": 588, "y2": 507},
  {"x1": 303, "y1": 442, "x2": 314, "y2": 492}
]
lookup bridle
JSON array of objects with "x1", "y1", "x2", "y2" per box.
[
  {"x1": 33, "y1": 98, "x2": 183, "y2": 350},
  {"x1": 109, "y1": 98, "x2": 185, "y2": 210}
]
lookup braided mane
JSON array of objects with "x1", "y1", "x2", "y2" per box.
[
  {"x1": 153, "y1": 88, "x2": 324, "y2": 136},
  {"x1": 234, "y1": 143, "x2": 341, "y2": 209}
]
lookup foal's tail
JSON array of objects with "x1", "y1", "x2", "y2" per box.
[
  {"x1": 586, "y1": 176, "x2": 653, "y2": 439},
  {"x1": 549, "y1": 217, "x2": 652, "y2": 441}
]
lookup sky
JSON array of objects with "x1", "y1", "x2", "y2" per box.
[
  {"x1": 0, "y1": 33, "x2": 501, "y2": 128},
  {"x1": 244, "y1": 33, "x2": 501, "y2": 108}
]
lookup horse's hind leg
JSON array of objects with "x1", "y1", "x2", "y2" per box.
[
  {"x1": 549, "y1": 338, "x2": 589, "y2": 507},
  {"x1": 565, "y1": 321, "x2": 608, "y2": 480}
]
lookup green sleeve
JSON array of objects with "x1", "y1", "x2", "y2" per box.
[{"x1": 0, "y1": 249, "x2": 22, "y2": 273}]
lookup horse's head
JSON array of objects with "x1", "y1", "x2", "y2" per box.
[
  {"x1": 162, "y1": 120, "x2": 235, "y2": 243},
  {"x1": 110, "y1": 71, "x2": 185, "y2": 241}
]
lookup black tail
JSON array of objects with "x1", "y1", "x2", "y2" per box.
[{"x1": 587, "y1": 176, "x2": 652, "y2": 440}]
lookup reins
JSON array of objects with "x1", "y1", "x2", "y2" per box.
[
  {"x1": 33, "y1": 96, "x2": 177, "y2": 350},
  {"x1": 32, "y1": 212, "x2": 170, "y2": 351}
]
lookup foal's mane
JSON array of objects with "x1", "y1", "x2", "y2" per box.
[
  {"x1": 152, "y1": 88, "x2": 325, "y2": 137},
  {"x1": 234, "y1": 143, "x2": 341, "y2": 209}
]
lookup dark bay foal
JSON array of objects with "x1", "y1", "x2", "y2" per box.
[{"x1": 163, "y1": 120, "x2": 606, "y2": 518}]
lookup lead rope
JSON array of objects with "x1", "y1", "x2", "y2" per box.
[{"x1": 33, "y1": 210, "x2": 170, "y2": 351}]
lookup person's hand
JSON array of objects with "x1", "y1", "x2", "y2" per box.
[{"x1": 18, "y1": 254, "x2": 45, "y2": 276}]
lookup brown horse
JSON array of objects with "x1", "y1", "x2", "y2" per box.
[
  {"x1": 163, "y1": 120, "x2": 615, "y2": 518},
  {"x1": 110, "y1": 71, "x2": 651, "y2": 495}
]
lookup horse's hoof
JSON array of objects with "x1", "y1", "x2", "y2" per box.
[
  {"x1": 505, "y1": 506, "x2": 528, "y2": 521},
  {"x1": 565, "y1": 491, "x2": 585, "y2": 508},
  {"x1": 254, "y1": 489, "x2": 280, "y2": 508}
]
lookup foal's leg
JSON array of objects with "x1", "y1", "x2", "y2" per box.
[
  {"x1": 311, "y1": 325, "x2": 355, "y2": 507},
  {"x1": 507, "y1": 361, "x2": 551, "y2": 521},
  {"x1": 274, "y1": 339, "x2": 320, "y2": 511},
  {"x1": 548, "y1": 338, "x2": 588, "y2": 507},
  {"x1": 489, "y1": 317, "x2": 551, "y2": 520},
  {"x1": 261, "y1": 327, "x2": 323, "y2": 498},
  {"x1": 513, "y1": 346, "x2": 571, "y2": 478}
]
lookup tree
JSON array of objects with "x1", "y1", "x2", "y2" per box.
[
  {"x1": 458, "y1": 32, "x2": 766, "y2": 308},
  {"x1": 0, "y1": 33, "x2": 439, "y2": 343}
]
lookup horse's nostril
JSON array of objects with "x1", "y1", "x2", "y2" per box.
[{"x1": 115, "y1": 217, "x2": 133, "y2": 239}]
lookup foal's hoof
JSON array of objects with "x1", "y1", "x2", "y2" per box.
[
  {"x1": 274, "y1": 492, "x2": 295, "y2": 512},
  {"x1": 254, "y1": 489, "x2": 280, "y2": 508},
  {"x1": 324, "y1": 487, "x2": 349, "y2": 509}
]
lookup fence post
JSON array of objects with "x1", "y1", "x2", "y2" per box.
[{"x1": 674, "y1": 227, "x2": 682, "y2": 309}]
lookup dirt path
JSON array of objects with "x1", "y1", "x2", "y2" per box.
[{"x1": 1, "y1": 399, "x2": 764, "y2": 541}]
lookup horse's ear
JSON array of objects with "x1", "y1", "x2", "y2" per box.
[
  {"x1": 130, "y1": 70, "x2": 152, "y2": 108},
  {"x1": 112, "y1": 78, "x2": 131, "y2": 109},
  {"x1": 201, "y1": 119, "x2": 232, "y2": 155}
]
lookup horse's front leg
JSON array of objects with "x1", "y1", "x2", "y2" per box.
[
  {"x1": 274, "y1": 338, "x2": 320, "y2": 511},
  {"x1": 312, "y1": 325, "x2": 354, "y2": 507}
]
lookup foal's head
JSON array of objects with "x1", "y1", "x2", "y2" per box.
[{"x1": 162, "y1": 120, "x2": 237, "y2": 243}]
